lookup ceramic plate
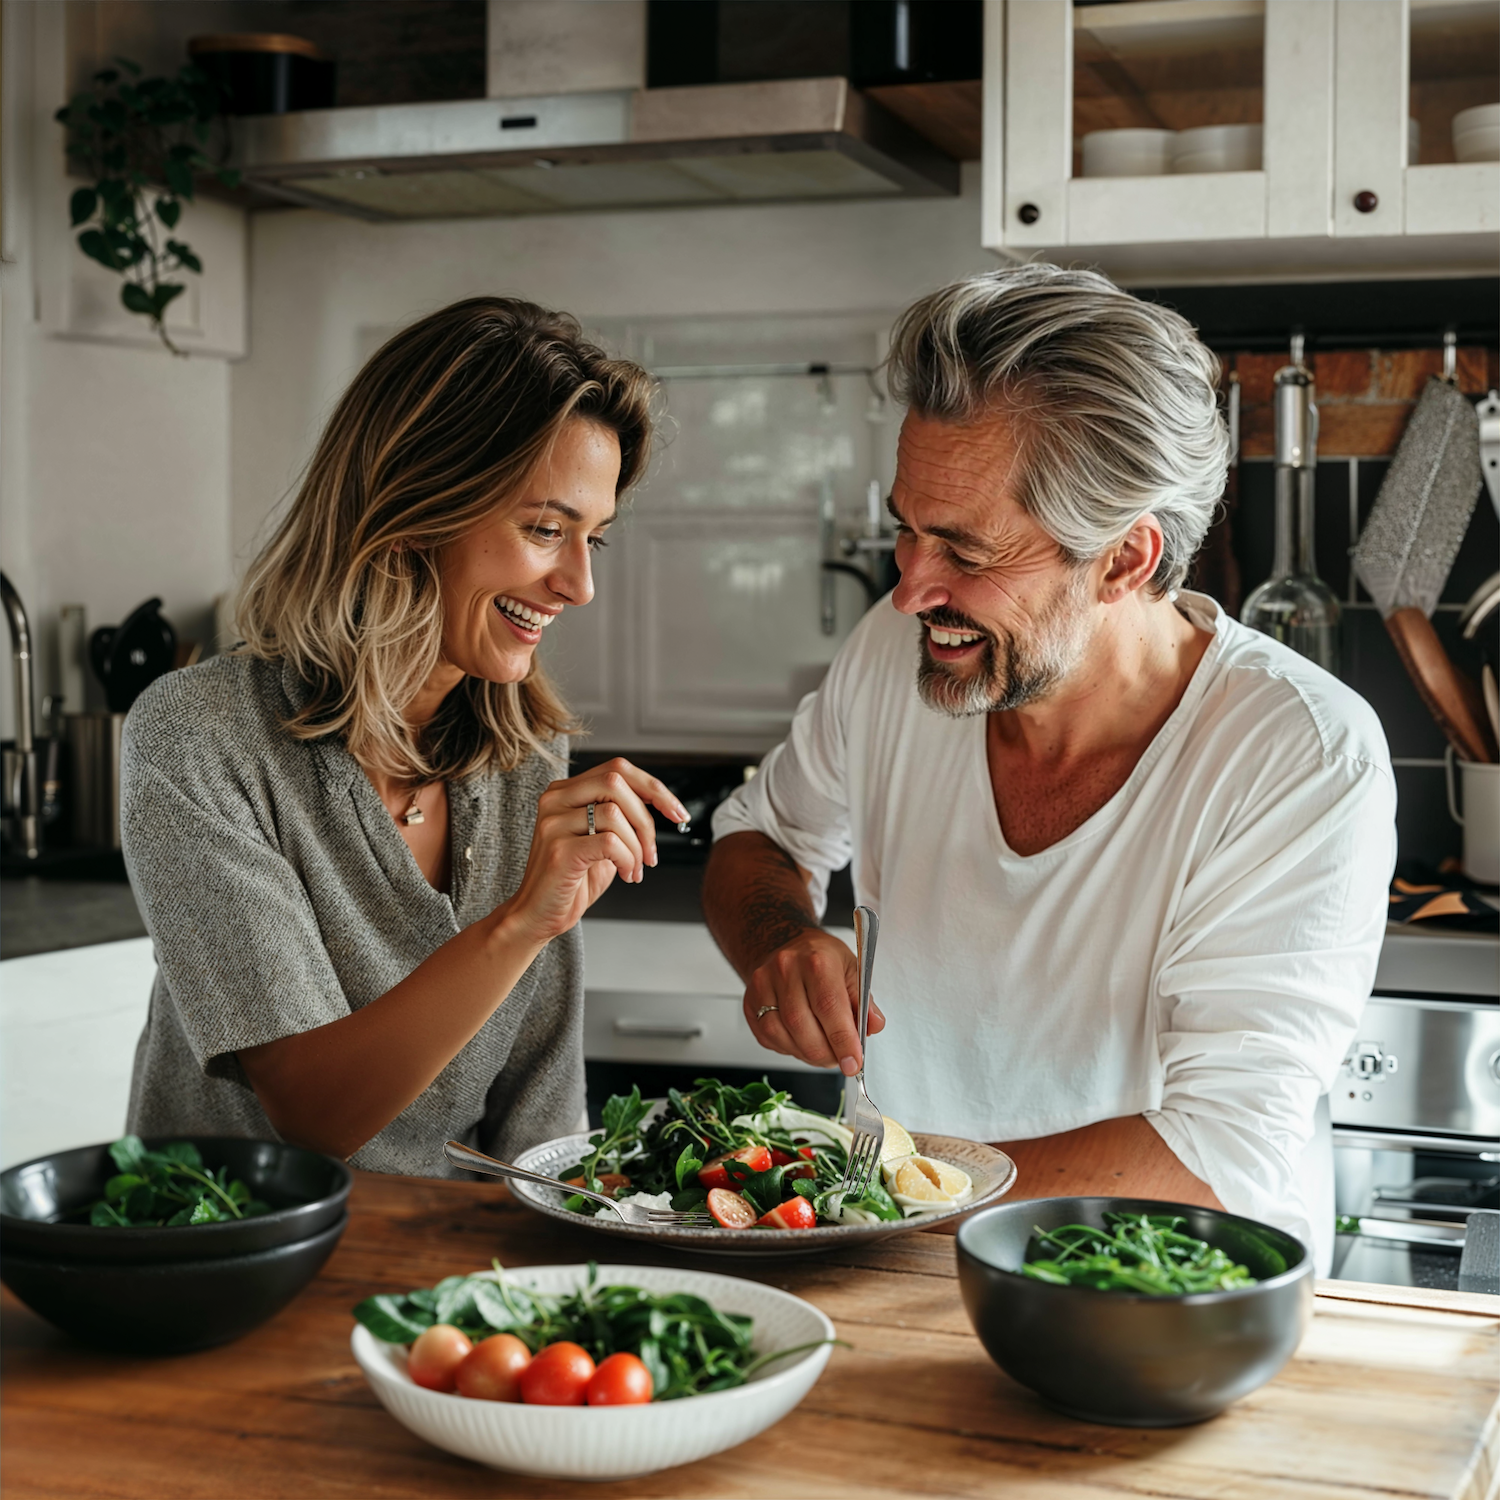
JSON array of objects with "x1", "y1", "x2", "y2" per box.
[{"x1": 507, "y1": 1129, "x2": 1017, "y2": 1257}]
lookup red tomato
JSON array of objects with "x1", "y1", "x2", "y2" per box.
[
  {"x1": 519, "y1": 1341, "x2": 596, "y2": 1406},
  {"x1": 698, "y1": 1145, "x2": 773, "y2": 1190},
  {"x1": 407, "y1": 1324, "x2": 473, "y2": 1392},
  {"x1": 769, "y1": 1145, "x2": 817, "y2": 1167},
  {"x1": 757, "y1": 1196, "x2": 817, "y2": 1230},
  {"x1": 585, "y1": 1352, "x2": 653, "y2": 1406},
  {"x1": 562, "y1": 1172, "x2": 631, "y2": 1197},
  {"x1": 454, "y1": 1332, "x2": 531, "y2": 1402},
  {"x1": 706, "y1": 1187, "x2": 758, "y2": 1229}
]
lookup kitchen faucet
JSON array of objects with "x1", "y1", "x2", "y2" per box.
[{"x1": 1, "y1": 571, "x2": 41, "y2": 860}]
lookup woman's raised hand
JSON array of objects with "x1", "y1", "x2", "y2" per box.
[{"x1": 500, "y1": 758, "x2": 692, "y2": 945}]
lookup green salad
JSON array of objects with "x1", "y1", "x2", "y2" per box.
[
  {"x1": 1021, "y1": 1212, "x2": 1262, "y2": 1295},
  {"x1": 564, "y1": 1077, "x2": 903, "y2": 1230},
  {"x1": 88, "y1": 1136, "x2": 271, "y2": 1227}
]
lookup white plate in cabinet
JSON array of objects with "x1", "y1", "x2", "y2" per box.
[{"x1": 583, "y1": 988, "x2": 825, "y2": 1073}]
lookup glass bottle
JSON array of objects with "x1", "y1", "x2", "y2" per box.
[{"x1": 1241, "y1": 350, "x2": 1342, "y2": 674}]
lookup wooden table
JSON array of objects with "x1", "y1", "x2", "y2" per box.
[{"x1": 4, "y1": 1172, "x2": 1496, "y2": 1499}]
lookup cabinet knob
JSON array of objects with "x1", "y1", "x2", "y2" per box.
[
  {"x1": 1353, "y1": 190, "x2": 1379, "y2": 214},
  {"x1": 1017, "y1": 202, "x2": 1040, "y2": 225}
]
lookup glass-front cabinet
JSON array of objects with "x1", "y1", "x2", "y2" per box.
[{"x1": 982, "y1": 0, "x2": 1498, "y2": 276}]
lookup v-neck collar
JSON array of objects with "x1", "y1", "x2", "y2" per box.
[{"x1": 974, "y1": 591, "x2": 1226, "y2": 862}]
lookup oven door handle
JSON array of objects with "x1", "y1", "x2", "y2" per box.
[{"x1": 1337, "y1": 1215, "x2": 1466, "y2": 1249}]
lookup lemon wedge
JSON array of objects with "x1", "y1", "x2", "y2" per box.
[
  {"x1": 880, "y1": 1116, "x2": 916, "y2": 1164},
  {"x1": 882, "y1": 1153, "x2": 974, "y2": 1214}
]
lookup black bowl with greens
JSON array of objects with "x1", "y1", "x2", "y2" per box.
[
  {"x1": 0, "y1": 1136, "x2": 351, "y2": 1264},
  {"x1": 956, "y1": 1197, "x2": 1312, "y2": 1427}
]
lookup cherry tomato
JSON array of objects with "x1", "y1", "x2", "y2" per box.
[
  {"x1": 519, "y1": 1341, "x2": 596, "y2": 1406},
  {"x1": 407, "y1": 1324, "x2": 473, "y2": 1392},
  {"x1": 770, "y1": 1145, "x2": 817, "y2": 1180},
  {"x1": 706, "y1": 1187, "x2": 758, "y2": 1229},
  {"x1": 562, "y1": 1172, "x2": 631, "y2": 1197},
  {"x1": 757, "y1": 1195, "x2": 817, "y2": 1230},
  {"x1": 585, "y1": 1352, "x2": 654, "y2": 1406},
  {"x1": 698, "y1": 1145, "x2": 773, "y2": 1190},
  {"x1": 454, "y1": 1332, "x2": 531, "y2": 1402}
]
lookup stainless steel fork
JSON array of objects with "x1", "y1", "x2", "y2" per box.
[
  {"x1": 442, "y1": 1141, "x2": 713, "y2": 1226},
  {"x1": 839, "y1": 906, "x2": 885, "y2": 1199}
]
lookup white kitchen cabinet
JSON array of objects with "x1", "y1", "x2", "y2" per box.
[{"x1": 982, "y1": 0, "x2": 1499, "y2": 279}]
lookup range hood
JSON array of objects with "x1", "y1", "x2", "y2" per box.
[{"x1": 232, "y1": 77, "x2": 959, "y2": 220}]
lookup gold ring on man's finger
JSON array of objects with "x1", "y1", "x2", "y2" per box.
[{"x1": 755, "y1": 1005, "x2": 778, "y2": 1020}]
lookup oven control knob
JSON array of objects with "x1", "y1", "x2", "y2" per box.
[
  {"x1": 1345, "y1": 1044, "x2": 1395, "y2": 1080},
  {"x1": 1490, "y1": 1049, "x2": 1500, "y2": 1085}
]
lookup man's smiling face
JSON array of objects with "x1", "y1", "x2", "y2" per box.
[{"x1": 889, "y1": 409, "x2": 1096, "y2": 717}]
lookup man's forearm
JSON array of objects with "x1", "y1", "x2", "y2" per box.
[{"x1": 702, "y1": 831, "x2": 821, "y2": 980}]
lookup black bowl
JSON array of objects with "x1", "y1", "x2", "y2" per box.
[
  {"x1": 1, "y1": 1215, "x2": 346, "y2": 1354},
  {"x1": 1, "y1": 1137, "x2": 351, "y2": 1263},
  {"x1": 956, "y1": 1197, "x2": 1313, "y2": 1427}
]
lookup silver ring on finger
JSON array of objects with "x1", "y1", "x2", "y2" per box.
[
  {"x1": 755, "y1": 1005, "x2": 778, "y2": 1020},
  {"x1": 586, "y1": 802, "x2": 596, "y2": 836}
]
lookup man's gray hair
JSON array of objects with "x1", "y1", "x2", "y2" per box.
[{"x1": 886, "y1": 264, "x2": 1229, "y2": 595}]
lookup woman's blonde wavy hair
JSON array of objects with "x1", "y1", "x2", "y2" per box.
[{"x1": 235, "y1": 296, "x2": 654, "y2": 784}]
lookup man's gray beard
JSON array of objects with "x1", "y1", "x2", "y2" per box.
[{"x1": 915, "y1": 575, "x2": 1093, "y2": 719}]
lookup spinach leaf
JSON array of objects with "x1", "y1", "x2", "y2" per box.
[
  {"x1": 352, "y1": 1293, "x2": 437, "y2": 1343},
  {"x1": 87, "y1": 1137, "x2": 272, "y2": 1228},
  {"x1": 673, "y1": 1143, "x2": 704, "y2": 1191},
  {"x1": 738, "y1": 1164, "x2": 787, "y2": 1216}
]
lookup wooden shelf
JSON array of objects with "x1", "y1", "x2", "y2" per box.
[{"x1": 864, "y1": 80, "x2": 982, "y2": 162}]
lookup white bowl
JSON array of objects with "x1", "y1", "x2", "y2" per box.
[
  {"x1": 1453, "y1": 103, "x2": 1500, "y2": 163},
  {"x1": 1081, "y1": 128, "x2": 1176, "y2": 178},
  {"x1": 350, "y1": 1263, "x2": 836, "y2": 1481},
  {"x1": 1172, "y1": 123, "x2": 1262, "y2": 173}
]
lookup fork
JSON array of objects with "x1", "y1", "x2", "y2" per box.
[
  {"x1": 442, "y1": 1141, "x2": 713, "y2": 1226},
  {"x1": 839, "y1": 905, "x2": 885, "y2": 1199}
]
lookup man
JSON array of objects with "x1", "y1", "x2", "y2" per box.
[{"x1": 704, "y1": 264, "x2": 1394, "y2": 1271}]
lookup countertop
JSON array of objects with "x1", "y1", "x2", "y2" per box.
[{"x1": 3, "y1": 1171, "x2": 1496, "y2": 1500}]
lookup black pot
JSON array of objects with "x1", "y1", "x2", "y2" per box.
[
  {"x1": 1, "y1": 1216, "x2": 345, "y2": 1354},
  {"x1": 1, "y1": 1137, "x2": 351, "y2": 1264},
  {"x1": 956, "y1": 1197, "x2": 1313, "y2": 1427}
]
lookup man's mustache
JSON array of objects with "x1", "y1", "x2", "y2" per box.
[{"x1": 919, "y1": 606, "x2": 993, "y2": 640}]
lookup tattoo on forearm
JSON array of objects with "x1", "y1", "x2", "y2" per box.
[{"x1": 739, "y1": 846, "x2": 818, "y2": 967}]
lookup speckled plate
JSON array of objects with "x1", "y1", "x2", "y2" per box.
[{"x1": 508, "y1": 1129, "x2": 1017, "y2": 1257}]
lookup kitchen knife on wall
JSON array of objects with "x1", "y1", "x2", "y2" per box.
[{"x1": 1352, "y1": 375, "x2": 1497, "y2": 764}]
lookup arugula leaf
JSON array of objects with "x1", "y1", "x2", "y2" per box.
[
  {"x1": 673, "y1": 1143, "x2": 703, "y2": 1192},
  {"x1": 352, "y1": 1294, "x2": 437, "y2": 1343}
]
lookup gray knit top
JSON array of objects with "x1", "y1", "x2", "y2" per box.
[{"x1": 120, "y1": 654, "x2": 584, "y2": 1176}]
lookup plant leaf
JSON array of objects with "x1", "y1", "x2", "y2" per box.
[
  {"x1": 104, "y1": 1173, "x2": 147, "y2": 1201},
  {"x1": 351, "y1": 1294, "x2": 436, "y2": 1344},
  {"x1": 69, "y1": 187, "x2": 98, "y2": 226},
  {"x1": 120, "y1": 282, "x2": 155, "y2": 316},
  {"x1": 155, "y1": 196, "x2": 181, "y2": 229},
  {"x1": 155, "y1": 1141, "x2": 203, "y2": 1169},
  {"x1": 164, "y1": 157, "x2": 194, "y2": 198},
  {"x1": 91, "y1": 1200, "x2": 129, "y2": 1226},
  {"x1": 109, "y1": 1136, "x2": 147, "y2": 1173},
  {"x1": 151, "y1": 283, "x2": 186, "y2": 318}
]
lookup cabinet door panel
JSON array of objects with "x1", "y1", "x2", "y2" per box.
[
  {"x1": 1333, "y1": 0, "x2": 1409, "y2": 236},
  {"x1": 1003, "y1": 0, "x2": 1071, "y2": 246},
  {"x1": 1265, "y1": 0, "x2": 1336, "y2": 238},
  {"x1": 1405, "y1": 163, "x2": 1500, "y2": 236},
  {"x1": 1068, "y1": 172, "x2": 1266, "y2": 245}
]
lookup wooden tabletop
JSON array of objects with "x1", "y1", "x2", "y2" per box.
[{"x1": 4, "y1": 1171, "x2": 1496, "y2": 1500}]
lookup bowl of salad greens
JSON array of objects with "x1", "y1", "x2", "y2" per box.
[
  {"x1": 0, "y1": 1136, "x2": 350, "y2": 1354},
  {"x1": 504, "y1": 1077, "x2": 1017, "y2": 1256},
  {"x1": 351, "y1": 1261, "x2": 838, "y2": 1480},
  {"x1": 956, "y1": 1196, "x2": 1313, "y2": 1427}
]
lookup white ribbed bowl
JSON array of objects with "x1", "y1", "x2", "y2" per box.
[
  {"x1": 1453, "y1": 103, "x2": 1500, "y2": 162},
  {"x1": 351, "y1": 1264, "x2": 836, "y2": 1480}
]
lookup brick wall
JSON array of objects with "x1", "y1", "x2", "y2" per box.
[{"x1": 1217, "y1": 346, "x2": 1499, "y2": 870}]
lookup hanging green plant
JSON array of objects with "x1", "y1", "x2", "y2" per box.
[{"x1": 54, "y1": 58, "x2": 242, "y2": 355}]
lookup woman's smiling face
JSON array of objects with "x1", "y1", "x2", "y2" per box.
[{"x1": 437, "y1": 419, "x2": 621, "y2": 685}]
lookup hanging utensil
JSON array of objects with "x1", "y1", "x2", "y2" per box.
[{"x1": 1351, "y1": 369, "x2": 1495, "y2": 763}]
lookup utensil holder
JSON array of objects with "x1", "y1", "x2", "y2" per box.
[{"x1": 1445, "y1": 747, "x2": 1499, "y2": 885}]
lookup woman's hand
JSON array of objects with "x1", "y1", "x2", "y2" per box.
[{"x1": 498, "y1": 758, "x2": 691, "y2": 946}]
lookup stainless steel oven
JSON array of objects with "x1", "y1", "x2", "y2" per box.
[{"x1": 1331, "y1": 928, "x2": 1499, "y2": 1290}]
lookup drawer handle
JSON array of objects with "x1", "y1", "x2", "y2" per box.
[{"x1": 612, "y1": 1019, "x2": 706, "y2": 1041}]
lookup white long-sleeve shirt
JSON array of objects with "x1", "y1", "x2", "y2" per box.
[{"x1": 713, "y1": 592, "x2": 1396, "y2": 1272}]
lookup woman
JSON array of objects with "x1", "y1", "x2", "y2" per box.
[{"x1": 121, "y1": 297, "x2": 689, "y2": 1173}]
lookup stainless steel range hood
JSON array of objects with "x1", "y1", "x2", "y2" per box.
[{"x1": 233, "y1": 78, "x2": 958, "y2": 221}]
